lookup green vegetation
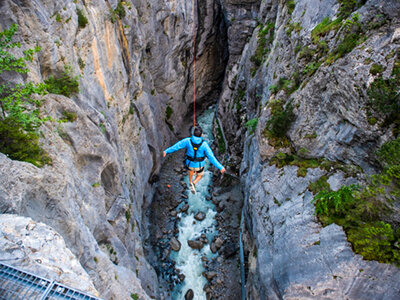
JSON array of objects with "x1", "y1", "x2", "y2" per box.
[
  {"x1": 286, "y1": 21, "x2": 302, "y2": 36},
  {"x1": 312, "y1": 184, "x2": 360, "y2": 219},
  {"x1": 78, "y1": 57, "x2": 85, "y2": 70},
  {"x1": 45, "y1": 66, "x2": 79, "y2": 97},
  {"x1": 0, "y1": 24, "x2": 51, "y2": 167},
  {"x1": 270, "y1": 152, "x2": 327, "y2": 177},
  {"x1": 130, "y1": 294, "x2": 139, "y2": 300},
  {"x1": 250, "y1": 22, "x2": 275, "y2": 72},
  {"x1": 115, "y1": 1, "x2": 126, "y2": 19},
  {"x1": 245, "y1": 118, "x2": 258, "y2": 134},
  {"x1": 264, "y1": 100, "x2": 295, "y2": 138},
  {"x1": 303, "y1": 62, "x2": 321, "y2": 77},
  {"x1": 367, "y1": 53, "x2": 400, "y2": 132},
  {"x1": 92, "y1": 182, "x2": 101, "y2": 187},
  {"x1": 76, "y1": 8, "x2": 88, "y2": 28},
  {"x1": 370, "y1": 63, "x2": 384, "y2": 75},
  {"x1": 56, "y1": 13, "x2": 62, "y2": 23},
  {"x1": 0, "y1": 117, "x2": 51, "y2": 167},
  {"x1": 99, "y1": 122, "x2": 106, "y2": 134},
  {"x1": 61, "y1": 111, "x2": 77, "y2": 122},
  {"x1": 165, "y1": 105, "x2": 173, "y2": 120},
  {"x1": 311, "y1": 17, "x2": 342, "y2": 44},
  {"x1": 125, "y1": 209, "x2": 131, "y2": 223},
  {"x1": 338, "y1": 0, "x2": 365, "y2": 18},
  {"x1": 312, "y1": 137, "x2": 400, "y2": 266},
  {"x1": 286, "y1": 0, "x2": 296, "y2": 15},
  {"x1": 308, "y1": 176, "x2": 331, "y2": 195}
]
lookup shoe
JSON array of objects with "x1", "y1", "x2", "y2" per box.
[{"x1": 189, "y1": 182, "x2": 196, "y2": 194}]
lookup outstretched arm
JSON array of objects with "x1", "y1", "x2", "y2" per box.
[
  {"x1": 163, "y1": 138, "x2": 189, "y2": 156},
  {"x1": 204, "y1": 143, "x2": 225, "y2": 173}
]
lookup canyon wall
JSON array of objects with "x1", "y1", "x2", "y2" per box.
[
  {"x1": 218, "y1": 0, "x2": 400, "y2": 299},
  {"x1": 0, "y1": 0, "x2": 226, "y2": 298}
]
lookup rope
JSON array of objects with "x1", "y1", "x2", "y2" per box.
[{"x1": 192, "y1": 0, "x2": 196, "y2": 127}]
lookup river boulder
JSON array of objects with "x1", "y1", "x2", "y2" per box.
[
  {"x1": 194, "y1": 211, "x2": 206, "y2": 221},
  {"x1": 170, "y1": 237, "x2": 181, "y2": 252},
  {"x1": 185, "y1": 289, "x2": 194, "y2": 300},
  {"x1": 187, "y1": 239, "x2": 204, "y2": 250}
]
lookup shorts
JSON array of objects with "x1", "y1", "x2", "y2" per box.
[{"x1": 188, "y1": 166, "x2": 204, "y2": 176}]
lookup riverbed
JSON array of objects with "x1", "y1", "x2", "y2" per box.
[{"x1": 146, "y1": 108, "x2": 242, "y2": 299}]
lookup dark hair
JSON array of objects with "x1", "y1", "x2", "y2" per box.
[{"x1": 193, "y1": 126, "x2": 203, "y2": 137}]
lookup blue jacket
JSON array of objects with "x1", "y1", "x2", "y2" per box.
[{"x1": 164, "y1": 135, "x2": 224, "y2": 170}]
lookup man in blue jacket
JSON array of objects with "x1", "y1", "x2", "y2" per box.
[{"x1": 163, "y1": 126, "x2": 226, "y2": 194}]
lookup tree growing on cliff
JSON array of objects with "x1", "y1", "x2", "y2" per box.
[{"x1": 0, "y1": 24, "x2": 51, "y2": 167}]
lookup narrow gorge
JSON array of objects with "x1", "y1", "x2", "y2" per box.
[{"x1": 0, "y1": 0, "x2": 400, "y2": 300}]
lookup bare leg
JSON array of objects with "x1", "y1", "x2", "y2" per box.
[
  {"x1": 188, "y1": 169, "x2": 195, "y2": 183},
  {"x1": 193, "y1": 174, "x2": 203, "y2": 185}
]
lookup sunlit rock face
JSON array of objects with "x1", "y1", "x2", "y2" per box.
[
  {"x1": 217, "y1": 0, "x2": 400, "y2": 299},
  {"x1": 0, "y1": 0, "x2": 227, "y2": 299}
]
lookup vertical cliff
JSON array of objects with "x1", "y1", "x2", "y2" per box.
[
  {"x1": 218, "y1": 0, "x2": 400, "y2": 299},
  {"x1": 0, "y1": 0, "x2": 227, "y2": 299}
]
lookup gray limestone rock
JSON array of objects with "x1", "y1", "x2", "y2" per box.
[{"x1": 0, "y1": 214, "x2": 99, "y2": 297}]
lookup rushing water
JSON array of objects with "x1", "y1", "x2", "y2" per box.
[{"x1": 171, "y1": 108, "x2": 218, "y2": 300}]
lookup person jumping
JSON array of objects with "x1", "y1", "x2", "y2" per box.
[{"x1": 163, "y1": 126, "x2": 226, "y2": 194}]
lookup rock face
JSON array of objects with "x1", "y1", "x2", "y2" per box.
[
  {"x1": 217, "y1": 0, "x2": 400, "y2": 299},
  {"x1": 0, "y1": 0, "x2": 227, "y2": 299},
  {"x1": 0, "y1": 214, "x2": 100, "y2": 297},
  {"x1": 1, "y1": 0, "x2": 400, "y2": 299}
]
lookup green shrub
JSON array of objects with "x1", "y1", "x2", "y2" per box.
[
  {"x1": 77, "y1": 8, "x2": 88, "y2": 28},
  {"x1": 61, "y1": 111, "x2": 77, "y2": 122},
  {"x1": 250, "y1": 23, "x2": 274, "y2": 67},
  {"x1": 298, "y1": 46, "x2": 315, "y2": 61},
  {"x1": 348, "y1": 222, "x2": 400, "y2": 265},
  {"x1": 308, "y1": 176, "x2": 331, "y2": 194},
  {"x1": 45, "y1": 66, "x2": 79, "y2": 97},
  {"x1": 370, "y1": 63, "x2": 384, "y2": 75},
  {"x1": 377, "y1": 137, "x2": 400, "y2": 168},
  {"x1": 312, "y1": 184, "x2": 360, "y2": 224},
  {"x1": 130, "y1": 294, "x2": 139, "y2": 300},
  {"x1": 311, "y1": 17, "x2": 342, "y2": 44},
  {"x1": 165, "y1": 105, "x2": 173, "y2": 120},
  {"x1": 333, "y1": 32, "x2": 361, "y2": 58},
  {"x1": 266, "y1": 102, "x2": 295, "y2": 138},
  {"x1": 338, "y1": 0, "x2": 364, "y2": 18},
  {"x1": 0, "y1": 117, "x2": 51, "y2": 167},
  {"x1": 245, "y1": 118, "x2": 258, "y2": 134},
  {"x1": 286, "y1": 0, "x2": 296, "y2": 15},
  {"x1": 312, "y1": 137, "x2": 400, "y2": 266},
  {"x1": 115, "y1": 1, "x2": 126, "y2": 19},
  {"x1": 303, "y1": 61, "x2": 321, "y2": 76},
  {"x1": 269, "y1": 77, "x2": 298, "y2": 95},
  {"x1": 367, "y1": 72, "x2": 400, "y2": 129},
  {"x1": 0, "y1": 24, "x2": 51, "y2": 166}
]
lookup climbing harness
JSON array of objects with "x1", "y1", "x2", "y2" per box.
[
  {"x1": 185, "y1": 139, "x2": 205, "y2": 172},
  {"x1": 186, "y1": 139, "x2": 205, "y2": 163},
  {"x1": 192, "y1": 0, "x2": 196, "y2": 127}
]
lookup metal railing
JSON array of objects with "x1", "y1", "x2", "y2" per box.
[{"x1": 0, "y1": 263, "x2": 103, "y2": 300}]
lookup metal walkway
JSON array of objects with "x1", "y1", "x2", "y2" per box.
[{"x1": 0, "y1": 263, "x2": 103, "y2": 300}]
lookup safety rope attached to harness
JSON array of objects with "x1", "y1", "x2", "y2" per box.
[{"x1": 192, "y1": 0, "x2": 196, "y2": 127}]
